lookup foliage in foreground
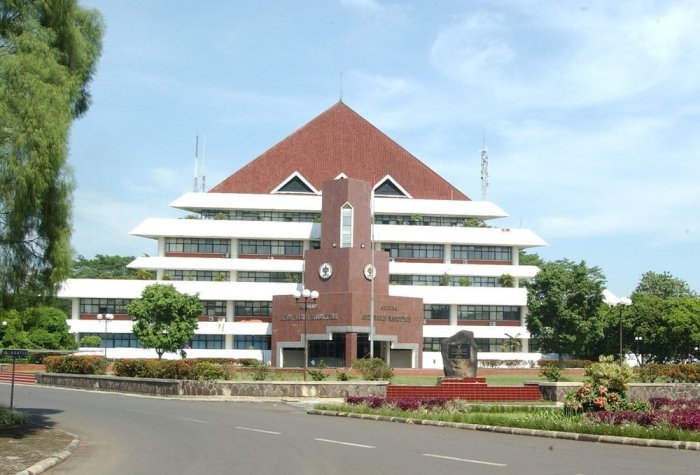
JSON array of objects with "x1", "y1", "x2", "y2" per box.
[
  {"x1": 0, "y1": 405, "x2": 28, "y2": 426},
  {"x1": 128, "y1": 284, "x2": 201, "y2": 359},
  {"x1": 44, "y1": 355, "x2": 108, "y2": 375},
  {"x1": 351, "y1": 358, "x2": 394, "y2": 381},
  {"x1": 320, "y1": 396, "x2": 700, "y2": 442}
]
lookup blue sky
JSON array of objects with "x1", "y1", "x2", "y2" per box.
[{"x1": 70, "y1": 0, "x2": 700, "y2": 296}]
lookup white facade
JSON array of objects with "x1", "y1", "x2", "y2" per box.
[{"x1": 60, "y1": 192, "x2": 547, "y2": 367}]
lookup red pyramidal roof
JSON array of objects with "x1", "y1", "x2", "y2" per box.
[{"x1": 210, "y1": 101, "x2": 470, "y2": 200}]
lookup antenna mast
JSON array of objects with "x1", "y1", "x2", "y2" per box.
[
  {"x1": 480, "y1": 132, "x2": 489, "y2": 200},
  {"x1": 193, "y1": 135, "x2": 206, "y2": 192}
]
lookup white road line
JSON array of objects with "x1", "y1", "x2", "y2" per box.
[
  {"x1": 235, "y1": 426, "x2": 281, "y2": 435},
  {"x1": 182, "y1": 418, "x2": 208, "y2": 424},
  {"x1": 422, "y1": 453, "x2": 507, "y2": 467},
  {"x1": 315, "y1": 438, "x2": 376, "y2": 449}
]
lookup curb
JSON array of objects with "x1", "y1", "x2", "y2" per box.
[
  {"x1": 307, "y1": 409, "x2": 700, "y2": 451},
  {"x1": 15, "y1": 436, "x2": 80, "y2": 475}
]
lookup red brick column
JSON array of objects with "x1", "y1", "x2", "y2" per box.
[{"x1": 345, "y1": 332, "x2": 357, "y2": 367}]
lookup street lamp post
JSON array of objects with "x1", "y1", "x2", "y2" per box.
[
  {"x1": 634, "y1": 335, "x2": 644, "y2": 366},
  {"x1": 617, "y1": 297, "x2": 632, "y2": 365},
  {"x1": 96, "y1": 313, "x2": 114, "y2": 358},
  {"x1": 293, "y1": 288, "x2": 319, "y2": 381}
]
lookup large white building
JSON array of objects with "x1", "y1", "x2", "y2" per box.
[{"x1": 59, "y1": 102, "x2": 547, "y2": 368}]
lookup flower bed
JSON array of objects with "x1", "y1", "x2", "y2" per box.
[{"x1": 589, "y1": 398, "x2": 700, "y2": 431}]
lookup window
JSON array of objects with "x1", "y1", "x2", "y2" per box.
[
  {"x1": 375, "y1": 178, "x2": 407, "y2": 197},
  {"x1": 234, "y1": 301, "x2": 271, "y2": 317},
  {"x1": 423, "y1": 337, "x2": 445, "y2": 351},
  {"x1": 78, "y1": 332, "x2": 141, "y2": 348},
  {"x1": 234, "y1": 335, "x2": 271, "y2": 350},
  {"x1": 374, "y1": 214, "x2": 464, "y2": 227},
  {"x1": 390, "y1": 275, "x2": 441, "y2": 286},
  {"x1": 341, "y1": 204, "x2": 353, "y2": 248},
  {"x1": 80, "y1": 299, "x2": 131, "y2": 314},
  {"x1": 451, "y1": 245, "x2": 512, "y2": 262},
  {"x1": 165, "y1": 238, "x2": 230, "y2": 254},
  {"x1": 381, "y1": 243, "x2": 443, "y2": 260},
  {"x1": 167, "y1": 270, "x2": 229, "y2": 281},
  {"x1": 458, "y1": 305, "x2": 521, "y2": 322},
  {"x1": 475, "y1": 338, "x2": 511, "y2": 352},
  {"x1": 190, "y1": 335, "x2": 224, "y2": 349},
  {"x1": 424, "y1": 304, "x2": 450, "y2": 320},
  {"x1": 238, "y1": 240, "x2": 303, "y2": 256},
  {"x1": 277, "y1": 175, "x2": 315, "y2": 193},
  {"x1": 237, "y1": 272, "x2": 300, "y2": 283},
  {"x1": 202, "y1": 301, "x2": 226, "y2": 317}
]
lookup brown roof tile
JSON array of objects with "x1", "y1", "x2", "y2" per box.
[{"x1": 210, "y1": 101, "x2": 470, "y2": 200}]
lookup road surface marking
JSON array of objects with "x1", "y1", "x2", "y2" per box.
[
  {"x1": 235, "y1": 426, "x2": 281, "y2": 435},
  {"x1": 422, "y1": 453, "x2": 507, "y2": 467},
  {"x1": 182, "y1": 418, "x2": 208, "y2": 424},
  {"x1": 315, "y1": 438, "x2": 375, "y2": 449}
]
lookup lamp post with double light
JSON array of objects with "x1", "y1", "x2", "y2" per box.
[
  {"x1": 96, "y1": 313, "x2": 114, "y2": 357},
  {"x1": 293, "y1": 288, "x2": 318, "y2": 381},
  {"x1": 617, "y1": 297, "x2": 632, "y2": 365}
]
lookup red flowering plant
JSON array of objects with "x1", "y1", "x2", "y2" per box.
[
  {"x1": 564, "y1": 356, "x2": 633, "y2": 414},
  {"x1": 564, "y1": 382, "x2": 626, "y2": 414}
]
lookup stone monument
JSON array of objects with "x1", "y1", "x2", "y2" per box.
[{"x1": 441, "y1": 330, "x2": 479, "y2": 378}]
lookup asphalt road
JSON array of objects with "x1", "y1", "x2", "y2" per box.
[{"x1": 2, "y1": 384, "x2": 698, "y2": 475}]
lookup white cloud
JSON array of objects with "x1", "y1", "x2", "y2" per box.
[
  {"x1": 340, "y1": 0, "x2": 382, "y2": 11},
  {"x1": 429, "y1": 3, "x2": 700, "y2": 109}
]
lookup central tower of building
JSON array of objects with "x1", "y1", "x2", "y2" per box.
[{"x1": 272, "y1": 177, "x2": 423, "y2": 368}]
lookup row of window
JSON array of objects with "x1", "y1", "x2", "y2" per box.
[
  {"x1": 422, "y1": 337, "x2": 521, "y2": 352},
  {"x1": 79, "y1": 300, "x2": 520, "y2": 322},
  {"x1": 200, "y1": 210, "x2": 320, "y2": 223},
  {"x1": 163, "y1": 237, "x2": 513, "y2": 263},
  {"x1": 375, "y1": 214, "x2": 465, "y2": 227},
  {"x1": 165, "y1": 238, "x2": 231, "y2": 254},
  {"x1": 389, "y1": 275, "x2": 500, "y2": 287},
  {"x1": 381, "y1": 243, "x2": 512, "y2": 262},
  {"x1": 79, "y1": 299, "x2": 271, "y2": 317},
  {"x1": 78, "y1": 333, "x2": 271, "y2": 350},
  {"x1": 424, "y1": 305, "x2": 521, "y2": 321},
  {"x1": 166, "y1": 270, "x2": 230, "y2": 281},
  {"x1": 238, "y1": 239, "x2": 304, "y2": 256}
]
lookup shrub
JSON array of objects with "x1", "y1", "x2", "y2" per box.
[
  {"x1": 250, "y1": 361, "x2": 269, "y2": 381},
  {"x1": 539, "y1": 361, "x2": 565, "y2": 382},
  {"x1": 351, "y1": 358, "x2": 393, "y2": 381},
  {"x1": 584, "y1": 355, "x2": 633, "y2": 393},
  {"x1": 194, "y1": 361, "x2": 226, "y2": 380},
  {"x1": 564, "y1": 382, "x2": 626, "y2": 414},
  {"x1": 336, "y1": 371, "x2": 350, "y2": 381},
  {"x1": 635, "y1": 363, "x2": 663, "y2": 382},
  {"x1": 113, "y1": 359, "x2": 154, "y2": 377},
  {"x1": 44, "y1": 355, "x2": 109, "y2": 375},
  {"x1": 235, "y1": 358, "x2": 260, "y2": 367},
  {"x1": 0, "y1": 405, "x2": 27, "y2": 425},
  {"x1": 159, "y1": 360, "x2": 197, "y2": 380},
  {"x1": 308, "y1": 361, "x2": 327, "y2": 381},
  {"x1": 80, "y1": 335, "x2": 102, "y2": 348}
]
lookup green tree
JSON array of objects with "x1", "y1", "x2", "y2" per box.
[
  {"x1": 24, "y1": 305, "x2": 76, "y2": 349},
  {"x1": 626, "y1": 278, "x2": 700, "y2": 363},
  {"x1": 71, "y1": 254, "x2": 142, "y2": 279},
  {"x1": 519, "y1": 250, "x2": 546, "y2": 267},
  {"x1": 0, "y1": 305, "x2": 75, "y2": 349},
  {"x1": 128, "y1": 284, "x2": 201, "y2": 359},
  {"x1": 0, "y1": 0, "x2": 104, "y2": 309},
  {"x1": 525, "y1": 259, "x2": 606, "y2": 359},
  {"x1": 634, "y1": 271, "x2": 696, "y2": 298}
]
